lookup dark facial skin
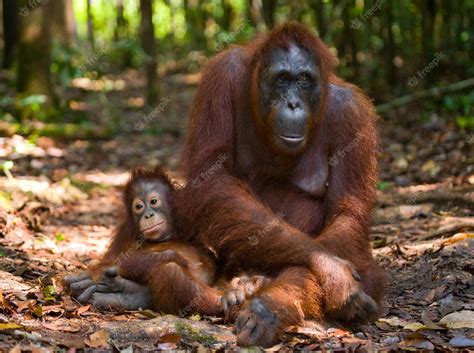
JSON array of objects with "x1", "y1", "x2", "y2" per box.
[
  {"x1": 131, "y1": 181, "x2": 172, "y2": 242},
  {"x1": 259, "y1": 43, "x2": 322, "y2": 154}
]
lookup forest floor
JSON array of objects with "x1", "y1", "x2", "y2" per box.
[{"x1": 0, "y1": 72, "x2": 473, "y2": 351}]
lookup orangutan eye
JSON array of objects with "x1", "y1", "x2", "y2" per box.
[
  {"x1": 149, "y1": 194, "x2": 162, "y2": 208},
  {"x1": 277, "y1": 73, "x2": 290, "y2": 86},
  {"x1": 297, "y1": 74, "x2": 311, "y2": 86},
  {"x1": 132, "y1": 199, "x2": 145, "y2": 214}
]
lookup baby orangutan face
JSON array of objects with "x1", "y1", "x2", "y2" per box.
[{"x1": 131, "y1": 181, "x2": 172, "y2": 242}]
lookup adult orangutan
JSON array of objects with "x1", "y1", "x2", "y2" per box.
[
  {"x1": 67, "y1": 22, "x2": 386, "y2": 347},
  {"x1": 172, "y1": 22, "x2": 386, "y2": 346}
]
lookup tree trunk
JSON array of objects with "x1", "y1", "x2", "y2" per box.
[
  {"x1": 385, "y1": 0, "x2": 396, "y2": 85},
  {"x1": 248, "y1": 0, "x2": 265, "y2": 31},
  {"x1": 261, "y1": 0, "x2": 275, "y2": 29},
  {"x1": 313, "y1": 0, "x2": 327, "y2": 40},
  {"x1": 86, "y1": 0, "x2": 94, "y2": 49},
  {"x1": 422, "y1": 0, "x2": 436, "y2": 62},
  {"x1": 220, "y1": 0, "x2": 233, "y2": 31},
  {"x1": 17, "y1": 0, "x2": 52, "y2": 103},
  {"x1": 114, "y1": 0, "x2": 127, "y2": 41},
  {"x1": 183, "y1": 0, "x2": 205, "y2": 48},
  {"x1": 441, "y1": 0, "x2": 451, "y2": 51},
  {"x1": 140, "y1": 0, "x2": 159, "y2": 105},
  {"x1": 50, "y1": 0, "x2": 75, "y2": 47},
  {"x1": 2, "y1": 0, "x2": 18, "y2": 69}
]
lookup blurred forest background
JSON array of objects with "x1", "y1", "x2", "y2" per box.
[
  {"x1": 0, "y1": 1, "x2": 473, "y2": 351},
  {"x1": 0, "y1": 0, "x2": 473, "y2": 140}
]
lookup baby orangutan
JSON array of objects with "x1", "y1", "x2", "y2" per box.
[{"x1": 63, "y1": 166, "x2": 268, "y2": 316}]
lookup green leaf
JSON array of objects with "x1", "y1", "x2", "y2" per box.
[
  {"x1": 377, "y1": 181, "x2": 391, "y2": 191},
  {"x1": 55, "y1": 232, "x2": 66, "y2": 242},
  {"x1": 455, "y1": 116, "x2": 474, "y2": 129},
  {"x1": 19, "y1": 95, "x2": 47, "y2": 107},
  {"x1": 2, "y1": 161, "x2": 14, "y2": 171},
  {"x1": 0, "y1": 323, "x2": 23, "y2": 331},
  {"x1": 43, "y1": 284, "x2": 56, "y2": 302}
]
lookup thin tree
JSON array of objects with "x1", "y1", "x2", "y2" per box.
[
  {"x1": 2, "y1": 0, "x2": 19, "y2": 69},
  {"x1": 17, "y1": 0, "x2": 52, "y2": 105},
  {"x1": 86, "y1": 0, "x2": 94, "y2": 49},
  {"x1": 114, "y1": 0, "x2": 127, "y2": 41},
  {"x1": 385, "y1": 1, "x2": 396, "y2": 85},
  {"x1": 422, "y1": 0, "x2": 436, "y2": 62},
  {"x1": 220, "y1": 0, "x2": 233, "y2": 31},
  {"x1": 262, "y1": 0, "x2": 275, "y2": 29},
  {"x1": 184, "y1": 0, "x2": 206, "y2": 48},
  {"x1": 140, "y1": 0, "x2": 159, "y2": 105},
  {"x1": 50, "y1": 0, "x2": 76, "y2": 47},
  {"x1": 313, "y1": 0, "x2": 327, "y2": 40},
  {"x1": 247, "y1": 0, "x2": 265, "y2": 31}
]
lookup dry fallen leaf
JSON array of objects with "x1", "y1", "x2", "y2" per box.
[
  {"x1": 76, "y1": 304, "x2": 91, "y2": 316},
  {"x1": 400, "y1": 338, "x2": 435, "y2": 350},
  {"x1": 42, "y1": 304, "x2": 64, "y2": 315},
  {"x1": 264, "y1": 343, "x2": 283, "y2": 352},
  {"x1": 157, "y1": 343, "x2": 177, "y2": 350},
  {"x1": 443, "y1": 232, "x2": 474, "y2": 245},
  {"x1": 327, "y1": 328, "x2": 350, "y2": 338},
  {"x1": 85, "y1": 329, "x2": 110, "y2": 348},
  {"x1": 421, "y1": 310, "x2": 444, "y2": 330},
  {"x1": 403, "y1": 322, "x2": 426, "y2": 332},
  {"x1": 0, "y1": 323, "x2": 23, "y2": 331},
  {"x1": 424, "y1": 285, "x2": 445, "y2": 303},
  {"x1": 9, "y1": 344, "x2": 21, "y2": 353},
  {"x1": 439, "y1": 310, "x2": 474, "y2": 329},
  {"x1": 379, "y1": 317, "x2": 409, "y2": 327},
  {"x1": 137, "y1": 309, "x2": 158, "y2": 318},
  {"x1": 42, "y1": 322, "x2": 80, "y2": 333},
  {"x1": 158, "y1": 332, "x2": 182, "y2": 344}
]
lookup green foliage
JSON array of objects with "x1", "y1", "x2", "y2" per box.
[
  {"x1": 4, "y1": 0, "x2": 474, "y2": 131},
  {"x1": 55, "y1": 232, "x2": 66, "y2": 242},
  {"x1": 51, "y1": 42, "x2": 83, "y2": 86},
  {"x1": 377, "y1": 181, "x2": 391, "y2": 191},
  {"x1": 43, "y1": 284, "x2": 57, "y2": 301},
  {"x1": 0, "y1": 94, "x2": 48, "y2": 121},
  {"x1": 1, "y1": 161, "x2": 14, "y2": 179},
  {"x1": 443, "y1": 92, "x2": 474, "y2": 115},
  {"x1": 443, "y1": 92, "x2": 474, "y2": 130},
  {"x1": 455, "y1": 116, "x2": 474, "y2": 130},
  {"x1": 0, "y1": 190, "x2": 13, "y2": 212},
  {"x1": 107, "y1": 38, "x2": 147, "y2": 69}
]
